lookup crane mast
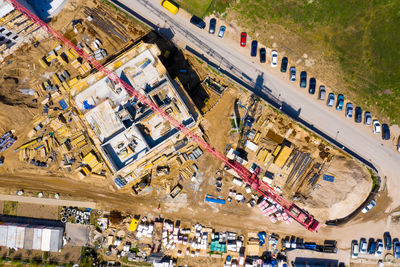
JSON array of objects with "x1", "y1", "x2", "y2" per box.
[{"x1": 6, "y1": 0, "x2": 321, "y2": 232}]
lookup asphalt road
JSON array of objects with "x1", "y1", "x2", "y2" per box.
[{"x1": 113, "y1": 0, "x2": 400, "y2": 210}]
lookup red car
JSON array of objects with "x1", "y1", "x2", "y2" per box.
[{"x1": 240, "y1": 32, "x2": 247, "y2": 47}]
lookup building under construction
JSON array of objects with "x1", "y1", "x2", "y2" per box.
[{"x1": 73, "y1": 42, "x2": 197, "y2": 181}]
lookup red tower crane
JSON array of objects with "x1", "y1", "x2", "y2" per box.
[{"x1": 6, "y1": 0, "x2": 321, "y2": 232}]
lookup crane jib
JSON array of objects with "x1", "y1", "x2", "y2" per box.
[{"x1": 5, "y1": 0, "x2": 321, "y2": 232}]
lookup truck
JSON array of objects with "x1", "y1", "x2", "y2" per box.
[{"x1": 160, "y1": 0, "x2": 179, "y2": 15}]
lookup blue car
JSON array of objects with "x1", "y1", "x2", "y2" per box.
[
  {"x1": 368, "y1": 238, "x2": 376, "y2": 255},
  {"x1": 394, "y1": 238, "x2": 400, "y2": 258},
  {"x1": 336, "y1": 94, "x2": 344, "y2": 111},
  {"x1": 251, "y1": 40, "x2": 258, "y2": 57}
]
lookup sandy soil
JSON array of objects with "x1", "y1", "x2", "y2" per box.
[
  {"x1": 16, "y1": 203, "x2": 59, "y2": 219},
  {"x1": 304, "y1": 156, "x2": 371, "y2": 219}
]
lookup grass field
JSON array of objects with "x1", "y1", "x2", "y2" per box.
[
  {"x1": 175, "y1": 0, "x2": 231, "y2": 17},
  {"x1": 180, "y1": 0, "x2": 400, "y2": 124},
  {"x1": 2, "y1": 201, "x2": 18, "y2": 215}
]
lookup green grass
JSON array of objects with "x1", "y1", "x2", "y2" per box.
[
  {"x1": 175, "y1": 0, "x2": 400, "y2": 124},
  {"x1": 175, "y1": 0, "x2": 212, "y2": 17},
  {"x1": 225, "y1": 0, "x2": 400, "y2": 124},
  {"x1": 368, "y1": 168, "x2": 378, "y2": 192},
  {"x1": 3, "y1": 201, "x2": 18, "y2": 215},
  {"x1": 175, "y1": 0, "x2": 232, "y2": 17}
]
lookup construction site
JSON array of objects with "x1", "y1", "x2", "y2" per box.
[{"x1": 0, "y1": 0, "x2": 377, "y2": 266}]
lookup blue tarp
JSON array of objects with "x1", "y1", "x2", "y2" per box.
[
  {"x1": 83, "y1": 100, "x2": 95, "y2": 110},
  {"x1": 205, "y1": 196, "x2": 225, "y2": 205},
  {"x1": 323, "y1": 174, "x2": 335, "y2": 182}
]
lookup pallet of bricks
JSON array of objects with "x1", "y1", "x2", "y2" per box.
[{"x1": 257, "y1": 196, "x2": 293, "y2": 224}]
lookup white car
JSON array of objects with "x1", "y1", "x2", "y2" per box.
[
  {"x1": 375, "y1": 241, "x2": 383, "y2": 256},
  {"x1": 373, "y1": 120, "x2": 381, "y2": 134},
  {"x1": 271, "y1": 50, "x2": 278, "y2": 67},
  {"x1": 362, "y1": 200, "x2": 376, "y2": 213},
  {"x1": 352, "y1": 241, "x2": 359, "y2": 258},
  {"x1": 360, "y1": 238, "x2": 367, "y2": 254}
]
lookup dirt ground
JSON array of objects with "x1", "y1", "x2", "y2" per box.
[
  {"x1": 302, "y1": 156, "x2": 371, "y2": 220},
  {"x1": 16, "y1": 203, "x2": 59, "y2": 219}
]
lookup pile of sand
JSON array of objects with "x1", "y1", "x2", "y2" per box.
[{"x1": 304, "y1": 156, "x2": 371, "y2": 220}]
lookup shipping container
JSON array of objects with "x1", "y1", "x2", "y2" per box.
[
  {"x1": 6, "y1": 225, "x2": 17, "y2": 248},
  {"x1": 41, "y1": 228, "x2": 52, "y2": 251},
  {"x1": 15, "y1": 226, "x2": 25, "y2": 249},
  {"x1": 32, "y1": 228, "x2": 43, "y2": 250},
  {"x1": 0, "y1": 224, "x2": 7, "y2": 246},
  {"x1": 49, "y1": 229, "x2": 62, "y2": 252},
  {"x1": 23, "y1": 227, "x2": 34, "y2": 250}
]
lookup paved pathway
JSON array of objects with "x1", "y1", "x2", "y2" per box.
[{"x1": 0, "y1": 194, "x2": 96, "y2": 209}]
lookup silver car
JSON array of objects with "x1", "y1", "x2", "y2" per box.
[
  {"x1": 364, "y1": 112, "x2": 372, "y2": 125},
  {"x1": 327, "y1": 93, "x2": 335, "y2": 107},
  {"x1": 346, "y1": 103, "x2": 353, "y2": 118},
  {"x1": 318, "y1": 85, "x2": 326, "y2": 100}
]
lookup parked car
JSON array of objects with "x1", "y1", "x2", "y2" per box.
[
  {"x1": 290, "y1": 66, "x2": 296, "y2": 81},
  {"x1": 271, "y1": 50, "x2": 278, "y2": 67},
  {"x1": 355, "y1": 107, "x2": 362, "y2": 123},
  {"x1": 281, "y1": 57, "x2": 288, "y2": 72},
  {"x1": 309, "y1": 78, "x2": 316, "y2": 94},
  {"x1": 318, "y1": 86, "x2": 326, "y2": 100},
  {"x1": 300, "y1": 71, "x2": 307, "y2": 88},
  {"x1": 327, "y1": 93, "x2": 335, "y2": 107},
  {"x1": 397, "y1": 136, "x2": 400, "y2": 152},
  {"x1": 373, "y1": 120, "x2": 381, "y2": 134},
  {"x1": 209, "y1": 18, "x2": 216, "y2": 34},
  {"x1": 382, "y1": 124, "x2": 390, "y2": 140},
  {"x1": 259, "y1": 48, "x2": 266, "y2": 63},
  {"x1": 346, "y1": 103, "x2": 353, "y2": 118},
  {"x1": 218, "y1": 25, "x2": 226, "y2": 38},
  {"x1": 190, "y1": 15, "x2": 206, "y2": 29},
  {"x1": 225, "y1": 255, "x2": 232, "y2": 265},
  {"x1": 336, "y1": 94, "x2": 344, "y2": 111},
  {"x1": 368, "y1": 238, "x2": 376, "y2": 255},
  {"x1": 362, "y1": 199, "x2": 376, "y2": 213},
  {"x1": 240, "y1": 32, "x2": 247, "y2": 47},
  {"x1": 364, "y1": 112, "x2": 372, "y2": 125},
  {"x1": 394, "y1": 238, "x2": 400, "y2": 258},
  {"x1": 360, "y1": 238, "x2": 367, "y2": 254},
  {"x1": 384, "y1": 232, "x2": 392, "y2": 250},
  {"x1": 251, "y1": 40, "x2": 258, "y2": 57},
  {"x1": 351, "y1": 241, "x2": 359, "y2": 259},
  {"x1": 375, "y1": 240, "x2": 383, "y2": 256},
  {"x1": 160, "y1": 0, "x2": 179, "y2": 14}
]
